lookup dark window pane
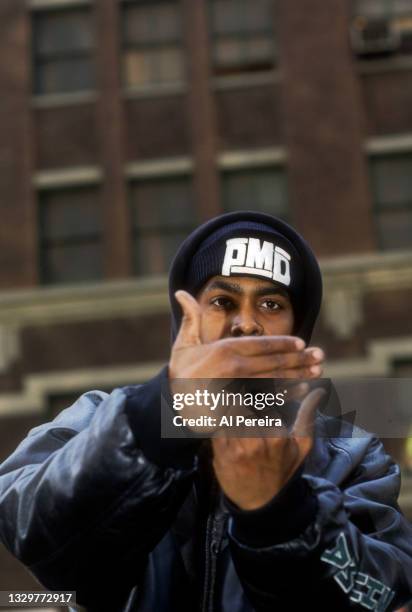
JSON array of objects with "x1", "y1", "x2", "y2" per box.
[
  {"x1": 121, "y1": 1, "x2": 184, "y2": 87},
  {"x1": 122, "y1": 2, "x2": 181, "y2": 46},
  {"x1": 134, "y1": 231, "x2": 190, "y2": 275},
  {"x1": 42, "y1": 242, "x2": 103, "y2": 284},
  {"x1": 210, "y1": 0, "x2": 276, "y2": 74},
  {"x1": 32, "y1": 8, "x2": 95, "y2": 95},
  {"x1": 33, "y1": 9, "x2": 94, "y2": 56},
  {"x1": 40, "y1": 187, "x2": 101, "y2": 241},
  {"x1": 34, "y1": 57, "x2": 95, "y2": 95},
  {"x1": 39, "y1": 187, "x2": 102, "y2": 284},
  {"x1": 370, "y1": 154, "x2": 412, "y2": 251},
  {"x1": 214, "y1": 36, "x2": 274, "y2": 69},
  {"x1": 353, "y1": 0, "x2": 389, "y2": 18},
  {"x1": 377, "y1": 209, "x2": 412, "y2": 250},
  {"x1": 123, "y1": 48, "x2": 184, "y2": 87},
  {"x1": 353, "y1": 0, "x2": 412, "y2": 18},
  {"x1": 212, "y1": 0, "x2": 273, "y2": 35},
  {"x1": 131, "y1": 178, "x2": 196, "y2": 230},
  {"x1": 130, "y1": 177, "x2": 197, "y2": 275},
  {"x1": 222, "y1": 167, "x2": 288, "y2": 218},
  {"x1": 371, "y1": 155, "x2": 412, "y2": 209}
]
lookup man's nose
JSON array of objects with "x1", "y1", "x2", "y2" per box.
[{"x1": 230, "y1": 309, "x2": 263, "y2": 337}]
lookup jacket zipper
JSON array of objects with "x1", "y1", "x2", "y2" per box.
[
  {"x1": 200, "y1": 511, "x2": 215, "y2": 612},
  {"x1": 200, "y1": 495, "x2": 228, "y2": 612}
]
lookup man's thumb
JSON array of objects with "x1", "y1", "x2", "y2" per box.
[
  {"x1": 174, "y1": 290, "x2": 202, "y2": 347},
  {"x1": 292, "y1": 388, "x2": 326, "y2": 438}
]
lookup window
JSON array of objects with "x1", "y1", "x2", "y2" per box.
[
  {"x1": 121, "y1": 0, "x2": 185, "y2": 88},
  {"x1": 32, "y1": 6, "x2": 96, "y2": 95},
  {"x1": 370, "y1": 153, "x2": 412, "y2": 250},
  {"x1": 351, "y1": 0, "x2": 412, "y2": 57},
  {"x1": 222, "y1": 166, "x2": 288, "y2": 219},
  {"x1": 130, "y1": 177, "x2": 197, "y2": 275},
  {"x1": 39, "y1": 186, "x2": 103, "y2": 284},
  {"x1": 47, "y1": 391, "x2": 86, "y2": 419},
  {"x1": 209, "y1": 0, "x2": 277, "y2": 76}
]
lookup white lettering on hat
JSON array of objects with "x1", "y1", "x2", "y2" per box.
[{"x1": 221, "y1": 237, "x2": 291, "y2": 286}]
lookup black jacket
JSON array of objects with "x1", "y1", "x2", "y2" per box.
[
  {"x1": 1, "y1": 211, "x2": 412, "y2": 611},
  {"x1": 0, "y1": 366, "x2": 412, "y2": 611}
]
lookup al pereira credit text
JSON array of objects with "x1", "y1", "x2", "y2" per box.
[{"x1": 172, "y1": 414, "x2": 283, "y2": 428}]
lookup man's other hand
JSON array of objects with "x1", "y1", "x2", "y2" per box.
[{"x1": 211, "y1": 387, "x2": 326, "y2": 510}]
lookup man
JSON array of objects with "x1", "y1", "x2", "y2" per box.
[{"x1": 0, "y1": 211, "x2": 411, "y2": 611}]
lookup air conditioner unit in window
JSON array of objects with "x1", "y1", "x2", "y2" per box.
[{"x1": 350, "y1": 17, "x2": 401, "y2": 56}]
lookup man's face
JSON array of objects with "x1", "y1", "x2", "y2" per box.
[{"x1": 195, "y1": 275, "x2": 294, "y2": 343}]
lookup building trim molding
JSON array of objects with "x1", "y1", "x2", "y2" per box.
[
  {"x1": 325, "y1": 336, "x2": 412, "y2": 377},
  {"x1": 320, "y1": 248, "x2": 412, "y2": 279},
  {"x1": 31, "y1": 90, "x2": 98, "y2": 109},
  {"x1": 0, "y1": 361, "x2": 164, "y2": 417},
  {"x1": 123, "y1": 82, "x2": 187, "y2": 100},
  {"x1": 2, "y1": 334, "x2": 412, "y2": 412},
  {"x1": 321, "y1": 249, "x2": 412, "y2": 338},
  {"x1": 0, "y1": 277, "x2": 169, "y2": 327},
  {"x1": 125, "y1": 157, "x2": 194, "y2": 179},
  {"x1": 28, "y1": 0, "x2": 92, "y2": 10},
  {"x1": 366, "y1": 133, "x2": 412, "y2": 155},
  {"x1": 212, "y1": 69, "x2": 281, "y2": 91},
  {"x1": 33, "y1": 166, "x2": 103, "y2": 189},
  {"x1": 1, "y1": 251, "x2": 412, "y2": 328},
  {"x1": 218, "y1": 147, "x2": 287, "y2": 170},
  {"x1": 358, "y1": 55, "x2": 412, "y2": 75}
]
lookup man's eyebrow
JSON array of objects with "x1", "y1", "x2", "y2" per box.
[
  {"x1": 253, "y1": 285, "x2": 290, "y2": 298},
  {"x1": 204, "y1": 279, "x2": 289, "y2": 298},
  {"x1": 204, "y1": 280, "x2": 243, "y2": 294}
]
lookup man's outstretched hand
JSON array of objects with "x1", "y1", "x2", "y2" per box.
[
  {"x1": 169, "y1": 290, "x2": 324, "y2": 380},
  {"x1": 211, "y1": 387, "x2": 326, "y2": 510},
  {"x1": 169, "y1": 289, "x2": 326, "y2": 509}
]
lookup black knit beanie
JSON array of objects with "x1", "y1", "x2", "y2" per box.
[
  {"x1": 185, "y1": 221, "x2": 303, "y2": 315},
  {"x1": 168, "y1": 211, "x2": 323, "y2": 344}
]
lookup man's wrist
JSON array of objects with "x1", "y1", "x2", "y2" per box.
[{"x1": 225, "y1": 467, "x2": 318, "y2": 547}]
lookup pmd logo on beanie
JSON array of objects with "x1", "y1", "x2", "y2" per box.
[{"x1": 221, "y1": 237, "x2": 291, "y2": 286}]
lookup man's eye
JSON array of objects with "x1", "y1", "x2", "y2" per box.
[
  {"x1": 210, "y1": 296, "x2": 234, "y2": 309},
  {"x1": 261, "y1": 299, "x2": 281, "y2": 311}
]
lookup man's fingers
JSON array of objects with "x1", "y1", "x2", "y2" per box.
[
  {"x1": 174, "y1": 290, "x2": 202, "y2": 347},
  {"x1": 253, "y1": 365, "x2": 323, "y2": 379},
  {"x1": 231, "y1": 348, "x2": 323, "y2": 376},
  {"x1": 220, "y1": 335, "x2": 306, "y2": 356},
  {"x1": 283, "y1": 381, "x2": 310, "y2": 402},
  {"x1": 292, "y1": 388, "x2": 326, "y2": 437}
]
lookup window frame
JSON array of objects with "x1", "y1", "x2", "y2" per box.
[
  {"x1": 208, "y1": 0, "x2": 277, "y2": 76},
  {"x1": 219, "y1": 151, "x2": 289, "y2": 222},
  {"x1": 129, "y1": 171, "x2": 197, "y2": 277},
  {"x1": 120, "y1": 0, "x2": 186, "y2": 90},
  {"x1": 38, "y1": 183, "x2": 103, "y2": 285},
  {"x1": 351, "y1": 0, "x2": 412, "y2": 59},
  {"x1": 368, "y1": 149, "x2": 412, "y2": 251},
  {"x1": 31, "y1": 3, "x2": 96, "y2": 96}
]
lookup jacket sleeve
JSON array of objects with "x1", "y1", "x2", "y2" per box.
[
  {"x1": 0, "y1": 365, "x2": 198, "y2": 610},
  {"x1": 225, "y1": 434, "x2": 412, "y2": 612}
]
